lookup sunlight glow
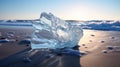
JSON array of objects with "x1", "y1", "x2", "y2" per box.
[{"x1": 0, "y1": 0, "x2": 120, "y2": 20}]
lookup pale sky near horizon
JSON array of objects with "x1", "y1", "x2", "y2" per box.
[{"x1": 0, "y1": 0, "x2": 120, "y2": 20}]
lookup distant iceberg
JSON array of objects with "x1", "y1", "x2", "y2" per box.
[{"x1": 31, "y1": 12, "x2": 83, "y2": 49}]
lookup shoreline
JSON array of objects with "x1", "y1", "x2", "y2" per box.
[{"x1": 0, "y1": 26, "x2": 120, "y2": 67}]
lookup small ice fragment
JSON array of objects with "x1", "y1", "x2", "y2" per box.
[
  {"x1": 7, "y1": 31, "x2": 15, "y2": 38},
  {"x1": 0, "y1": 39, "x2": 12, "y2": 43},
  {"x1": 7, "y1": 34, "x2": 14, "y2": 38},
  {"x1": 0, "y1": 40, "x2": 7, "y2": 43}
]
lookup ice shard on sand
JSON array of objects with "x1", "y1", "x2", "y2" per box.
[{"x1": 31, "y1": 12, "x2": 83, "y2": 49}]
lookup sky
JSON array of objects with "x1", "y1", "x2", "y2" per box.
[{"x1": 0, "y1": 0, "x2": 120, "y2": 20}]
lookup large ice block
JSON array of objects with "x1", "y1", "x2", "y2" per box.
[{"x1": 31, "y1": 12, "x2": 83, "y2": 49}]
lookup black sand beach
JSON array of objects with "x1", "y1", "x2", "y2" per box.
[
  {"x1": 0, "y1": 26, "x2": 81, "y2": 67},
  {"x1": 0, "y1": 26, "x2": 120, "y2": 67}
]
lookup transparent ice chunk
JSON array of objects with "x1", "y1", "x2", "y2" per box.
[{"x1": 31, "y1": 12, "x2": 83, "y2": 49}]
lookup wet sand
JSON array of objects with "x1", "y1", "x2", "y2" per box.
[
  {"x1": 0, "y1": 25, "x2": 120, "y2": 67},
  {"x1": 79, "y1": 30, "x2": 120, "y2": 67},
  {"x1": 0, "y1": 26, "x2": 34, "y2": 59},
  {"x1": 0, "y1": 25, "x2": 81, "y2": 67}
]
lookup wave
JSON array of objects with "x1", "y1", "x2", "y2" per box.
[
  {"x1": 69, "y1": 20, "x2": 120, "y2": 31},
  {"x1": 0, "y1": 20, "x2": 120, "y2": 31}
]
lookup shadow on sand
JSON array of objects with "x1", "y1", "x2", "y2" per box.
[{"x1": 0, "y1": 47, "x2": 81, "y2": 67}]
